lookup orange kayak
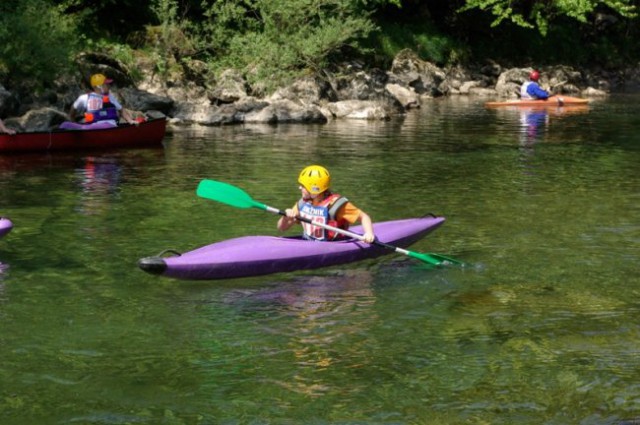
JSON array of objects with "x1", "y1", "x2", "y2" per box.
[{"x1": 485, "y1": 95, "x2": 589, "y2": 108}]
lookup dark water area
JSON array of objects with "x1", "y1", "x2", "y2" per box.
[{"x1": 0, "y1": 95, "x2": 639, "y2": 424}]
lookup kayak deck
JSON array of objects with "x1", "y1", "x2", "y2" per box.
[{"x1": 139, "y1": 216, "x2": 445, "y2": 280}]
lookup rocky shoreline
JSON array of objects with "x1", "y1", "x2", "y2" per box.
[{"x1": 2, "y1": 49, "x2": 639, "y2": 133}]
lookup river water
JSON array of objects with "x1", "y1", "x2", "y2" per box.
[{"x1": 1, "y1": 95, "x2": 638, "y2": 424}]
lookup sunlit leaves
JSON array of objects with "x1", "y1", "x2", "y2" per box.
[
  {"x1": 459, "y1": 0, "x2": 637, "y2": 35},
  {"x1": 198, "y1": 0, "x2": 382, "y2": 91}
]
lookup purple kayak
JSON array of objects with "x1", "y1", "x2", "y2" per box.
[
  {"x1": 138, "y1": 216, "x2": 445, "y2": 280},
  {"x1": 0, "y1": 217, "x2": 13, "y2": 239}
]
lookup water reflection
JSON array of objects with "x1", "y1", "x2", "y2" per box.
[
  {"x1": 519, "y1": 108, "x2": 550, "y2": 146},
  {"x1": 521, "y1": 106, "x2": 590, "y2": 145},
  {"x1": 223, "y1": 270, "x2": 377, "y2": 397},
  {"x1": 0, "y1": 261, "x2": 8, "y2": 290},
  {"x1": 75, "y1": 156, "x2": 122, "y2": 216},
  {"x1": 485, "y1": 104, "x2": 591, "y2": 148}
]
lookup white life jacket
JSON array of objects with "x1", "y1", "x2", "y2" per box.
[{"x1": 520, "y1": 81, "x2": 534, "y2": 99}]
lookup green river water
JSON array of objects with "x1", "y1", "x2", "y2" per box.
[{"x1": 0, "y1": 95, "x2": 639, "y2": 424}]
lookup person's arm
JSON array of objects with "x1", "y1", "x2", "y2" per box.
[
  {"x1": 341, "y1": 202, "x2": 376, "y2": 243},
  {"x1": 109, "y1": 94, "x2": 137, "y2": 125},
  {"x1": 0, "y1": 119, "x2": 15, "y2": 135},
  {"x1": 528, "y1": 83, "x2": 550, "y2": 100},
  {"x1": 277, "y1": 204, "x2": 299, "y2": 231},
  {"x1": 120, "y1": 108, "x2": 137, "y2": 125},
  {"x1": 69, "y1": 107, "x2": 79, "y2": 121},
  {"x1": 358, "y1": 211, "x2": 375, "y2": 243},
  {"x1": 69, "y1": 95, "x2": 85, "y2": 122}
]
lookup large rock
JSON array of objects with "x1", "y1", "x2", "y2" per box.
[
  {"x1": 389, "y1": 49, "x2": 446, "y2": 97},
  {"x1": 333, "y1": 69, "x2": 389, "y2": 101},
  {"x1": 385, "y1": 83, "x2": 419, "y2": 108},
  {"x1": 439, "y1": 65, "x2": 473, "y2": 95},
  {"x1": 325, "y1": 100, "x2": 396, "y2": 120},
  {"x1": 581, "y1": 87, "x2": 608, "y2": 97},
  {"x1": 175, "y1": 97, "x2": 266, "y2": 125},
  {"x1": 208, "y1": 69, "x2": 248, "y2": 104},
  {"x1": 244, "y1": 99, "x2": 327, "y2": 124},
  {"x1": 119, "y1": 87, "x2": 174, "y2": 114},
  {"x1": 494, "y1": 68, "x2": 528, "y2": 98},
  {"x1": 10, "y1": 107, "x2": 67, "y2": 132},
  {"x1": 270, "y1": 77, "x2": 337, "y2": 105},
  {"x1": 545, "y1": 66, "x2": 584, "y2": 94}
]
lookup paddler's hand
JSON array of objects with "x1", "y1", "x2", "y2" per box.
[
  {"x1": 285, "y1": 208, "x2": 297, "y2": 219},
  {"x1": 277, "y1": 209, "x2": 298, "y2": 232},
  {"x1": 363, "y1": 232, "x2": 375, "y2": 244}
]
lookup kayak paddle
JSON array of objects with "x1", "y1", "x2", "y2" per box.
[{"x1": 196, "y1": 179, "x2": 463, "y2": 267}]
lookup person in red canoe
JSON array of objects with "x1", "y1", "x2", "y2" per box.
[
  {"x1": 520, "y1": 70, "x2": 550, "y2": 100},
  {"x1": 0, "y1": 118, "x2": 15, "y2": 135},
  {"x1": 277, "y1": 165, "x2": 376, "y2": 243},
  {"x1": 68, "y1": 73, "x2": 137, "y2": 127}
]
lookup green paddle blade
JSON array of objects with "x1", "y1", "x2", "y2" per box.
[
  {"x1": 196, "y1": 179, "x2": 267, "y2": 211},
  {"x1": 422, "y1": 252, "x2": 465, "y2": 266},
  {"x1": 406, "y1": 250, "x2": 445, "y2": 267}
]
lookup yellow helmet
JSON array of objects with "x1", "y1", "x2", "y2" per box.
[
  {"x1": 298, "y1": 165, "x2": 331, "y2": 194},
  {"x1": 90, "y1": 73, "x2": 113, "y2": 87}
]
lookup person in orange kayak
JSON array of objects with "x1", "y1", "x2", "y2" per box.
[
  {"x1": 69, "y1": 73, "x2": 136, "y2": 126},
  {"x1": 0, "y1": 118, "x2": 15, "y2": 134},
  {"x1": 520, "y1": 69, "x2": 550, "y2": 100},
  {"x1": 277, "y1": 165, "x2": 376, "y2": 243}
]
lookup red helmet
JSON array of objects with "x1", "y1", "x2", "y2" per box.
[{"x1": 529, "y1": 70, "x2": 540, "y2": 82}]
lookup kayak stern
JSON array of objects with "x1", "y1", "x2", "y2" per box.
[{"x1": 138, "y1": 256, "x2": 168, "y2": 275}]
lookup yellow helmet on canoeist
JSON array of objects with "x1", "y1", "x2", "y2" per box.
[
  {"x1": 298, "y1": 165, "x2": 331, "y2": 194},
  {"x1": 90, "y1": 73, "x2": 113, "y2": 88}
]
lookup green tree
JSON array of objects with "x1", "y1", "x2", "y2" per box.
[
  {"x1": 458, "y1": 0, "x2": 637, "y2": 35},
  {"x1": 0, "y1": 0, "x2": 80, "y2": 88},
  {"x1": 54, "y1": 0, "x2": 155, "y2": 39},
  {"x1": 199, "y1": 0, "x2": 399, "y2": 92}
]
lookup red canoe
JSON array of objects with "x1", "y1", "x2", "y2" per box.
[
  {"x1": 0, "y1": 118, "x2": 167, "y2": 153},
  {"x1": 485, "y1": 95, "x2": 589, "y2": 108}
]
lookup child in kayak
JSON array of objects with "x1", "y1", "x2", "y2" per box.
[{"x1": 277, "y1": 165, "x2": 376, "y2": 243}]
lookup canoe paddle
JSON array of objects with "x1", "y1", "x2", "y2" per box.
[{"x1": 196, "y1": 179, "x2": 463, "y2": 267}]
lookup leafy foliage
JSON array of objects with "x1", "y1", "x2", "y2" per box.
[
  {"x1": 54, "y1": 0, "x2": 155, "y2": 39},
  {"x1": 1, "y1": 0, "x2": 640, "y2": 94},
  {"x1": 372, "y1": 21, "x2": 469, "y2": 66},
  {"x1": 0, "y1": 0, "x2": 79, "y2": 87},
  {"x1": 198, "y1": 0, "x2": 382, "y2": 92},
  {"x1": 458, "y1": 0, "x2": 637, "y2": 36}
]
